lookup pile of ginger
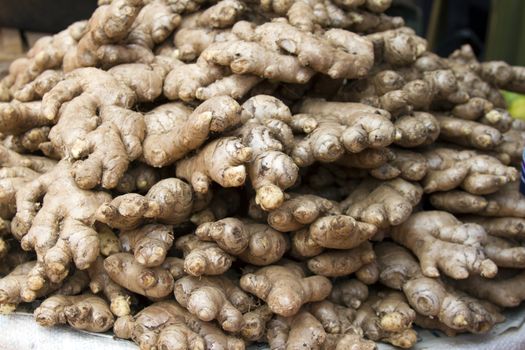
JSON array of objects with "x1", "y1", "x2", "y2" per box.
[{"x1": 1, "y1": 0, "x2": 525, "y2": 349}]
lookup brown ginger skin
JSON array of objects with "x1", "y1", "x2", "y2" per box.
[
  {"x1": 329, "y1": 279, "x2": 369, "y2": 309},
  {"x1": 0, "y1": 101, "x2": 54, "y2": 137},
  {"x1": 10, "y1": 161, "x2": 111, "y2": 293},
  {"x1": 120, "y1": 224, "x2": 174, "y2": 267},
  {"x1": 231, "y1": 21, "x2": 375, "y2": 80},
  {"x1": 240, "y1": 262, "x2": 332, "y2": 317},
  {"x1": 474, "y1": 182, "x2": 525, "y2": 217},
  {"x1": 394, "y1": 112, "x2": 440, "y2": 147},
  {"x1": 483, "y1": 235, "x2": 525, "y2": 268},
  {"x1": 450, "y1": 271, "x2": 525, "y2": 308},
  {"x1": 291, "y1": 99, "x2": 395, "y2": 166},
  {"x1": 307, "y1": 300, "x2": 377, "y2": 350},
  {"x1": 289, "y1": 228, "x2": 325, "y2": 259},
  {"x1": 376, "y1": 242, "x2": 500, "y2": 333},
  {"x1": 267, "y1": 194, "x2": 338, "y2": 232},
  {"x1": 142, "y1": 96, "x2": 242, "y2": 167},
  {"x1": 336, "y1": 148, "x2": 395, "y2": 170},
  {"x1": 104, "y1": 253, "x2": 175, "y2": 299},
  {"x1": 307, "y1": 242, "x2": 376, "y2": 278},
  {"x1": 201, "y1": 39, "x2": 315, "y2": 84},
  {"x1": 308, "y1": 214, "x2": 377, "y2": 250},
  {"x1": 63, "y1": 0, "x2": 143, "y2": 70},
  {"x1": 195, "y1": 217, "x2": 250, "y2": 255},
  {"x1": 113, "y1": 301, "x2": 211, "y2": 350},
  {"x1": 116, "y1": 163, "x2": 160, "y2": 194},
  {"x1": 196, "y1": 217, "x2": 288, "y2": 265},
  {"x1": 495, "y1": 123, "x2": 525, "y2": 165},
  {"x1": 34, "y1": 294, "x2": 114, "y2": 332},
  {"x1": 97, "y1": 224, "x2": 120, "y2": 257},
  {"x1": 43, "y1": 68, "x2": 144, "y2": 190},
  {"x1": 93, "y1": 1, "x2": 181, "y2": 67},
  {"x1": 176, "y1": 234, "x2": 234, "y2": 276},
  {"x1": 96, "y1": 178, "x2": 194, "y2": 230},
  {"x1": 422, "y1": 147, "x2": 518, "y2": 195},
  {"x1": 391, "y1": 211, "x2": 497, "y2": 279},
  {"x1": 461, "y1": 216, "x2": 525, "y2": 239},
  {"x1": 174, "y1": 275, "x2": 254, "y2": 332},
  {"x1": 370, "y1": 148, "x2": 428, "y2": 181},
  {"x1": 354, "y1": 291, "x2": 417, "y2": 348},
  {"x1": 0, "y1": 148, "x2": 56, "y2": 219},
  {"x1": 430, "y1": 182, "x2": 525, "y2": 218},
  {"x1": 0, "y1": 261, "x2": 61, "y2": 313},
  {"x1": 435, "y1": 113, "x2": 502, "y2": 150},
  {"x1": 176, "y1": 136, "x2": 253, "y2": 194},
  {"x1": 0, "y1": 21, "x2": 85, "y2": 99},
  {"x1": 266, "y1": 310, "x2": 326, "y2": 350},
  {"x1": 87, "y1": 257, "x2": 133, "y2": 317},
  {"x1": 0, "y1": 144, "x2": 56, "y2": 173},
  {"x1": 342, "y1": 178, "x2": 422, "y2": 229},
  {"x1": 234, "y1": 95, "x2": 302, "y2": 210},
  {"x1": 163, "y1": 56, "x2": 227, "y2": 101},
  {"x1": 241, "y1": 305, "x2": 273, "y2": 342}
]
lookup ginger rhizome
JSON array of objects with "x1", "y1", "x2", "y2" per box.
[
  {"x1": 240, "y1": 262, "x2": 332, "y2": 317},
  {"x1": 195, "y1": 217, "x2": 288, "y2": 265},
  {"x1": 114, "y1": 301, "x2": 245, "y2": 350},
  {"x1": 391, "y1": 211, "x2": 497, "y2": 279},
  {"x1": 174, "y1": 274, "x2": 255, "y2": 332},
  {"x1": 376, "y1": 242, "x2": 501, "y2": 333},
  {"x1": 11, "y1": 161, "x2": 111, "y2": 296},
  {"x1": 1, "y1": 0, "x2": 525, "y2": 347},
  {"x1": 34, "y1": 294, "x2": 114, "y2": 332},
  {"x1": 95, "y1": 178, "x2": 194, "y2": 230}
]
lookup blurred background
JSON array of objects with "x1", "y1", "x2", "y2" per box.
[{"x1": 0, "y1": 0, "x2": 524, "y2": 114}]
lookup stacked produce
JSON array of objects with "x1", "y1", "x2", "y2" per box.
[{"x1": 1, "y1": 0, "x2": 525, "y2": 348}]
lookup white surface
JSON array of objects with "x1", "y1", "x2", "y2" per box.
[
  {"x1": 0, "y1": 313, "x2": 135, "y2": 350},
  {"x1": 1, "y1": 307, "x2": 525, "y2": 350}
]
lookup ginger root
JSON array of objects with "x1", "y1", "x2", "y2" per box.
[
  {"x1": 88, "y1": 257, "x2": 133, "y2": 317},
  {"x1": 113, "y1": 301, "x2": 222, "y2": 350},
  {"x1": 43, "y1": 68, "x2": 144, "y2": 189},
  {"x1": 0, "y1": 261, "x2": 60, "y2": 313},
  {"x1": 240, "y1": 262, "x2": 332, "y2": 317},
  {"x1": 176, "y1": 136, "x2": 252, "y2": 194},
  {"x1": 143, "y1": 96, "x2": 242, "y2": 167},
  {"x1": 307, "y1": 242, "x2": 376, "y2": 278},
  {"x1": 96, "y1": 178, "x2": 194, "y2": 230},
  {"x1": 451, "y1": 271, "x2": 525, "y2": 308},
  {"x1": 174, "y1": 275, "x2": 254, "y2": 332},
  {"x1": 391, "y1": 211, "x2": 497, "y2": 279},
  {"x1": 104, "y1": 252, "x2": 175, "y2": 299},
  {"x1": 196, "y1": 218, "x2": 288, "y2": 265},
  {"x1": 292, "y1": 99, "x2": 395, "y2": 166},
  {"x1": 329, "y1": 279, "x2": 369, "y2": 309},
  {"x1": 267, "y1": 194, "x2": 338, "y2": 232},
  {"x1": 376, "y1": 242, "x2": 501, "y2": 333},
  {"x1": 175, "y1": 234, "x2": 234, "y2": 276},
  {"x1": 266, "y1": 310, "x2": 326, "y2": 350},
  {"x1": 34, "y1": 294, "x2": 114, "y2": 332},
  {"x1": 120, "y1": 224, "x2": 174, "y2": 267},
  {"x1": 422, "y1": 147, "x2": 518, "y2": 195},
  {"x1": 11, "y1": 161, "x2": 111, "y2": 294},
  {"x1": 342, "y1": 178, "x2": 422, "y2": 229},
  {"x1": 353, "y1": 291, "x2": 417, "y2": 348}
]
